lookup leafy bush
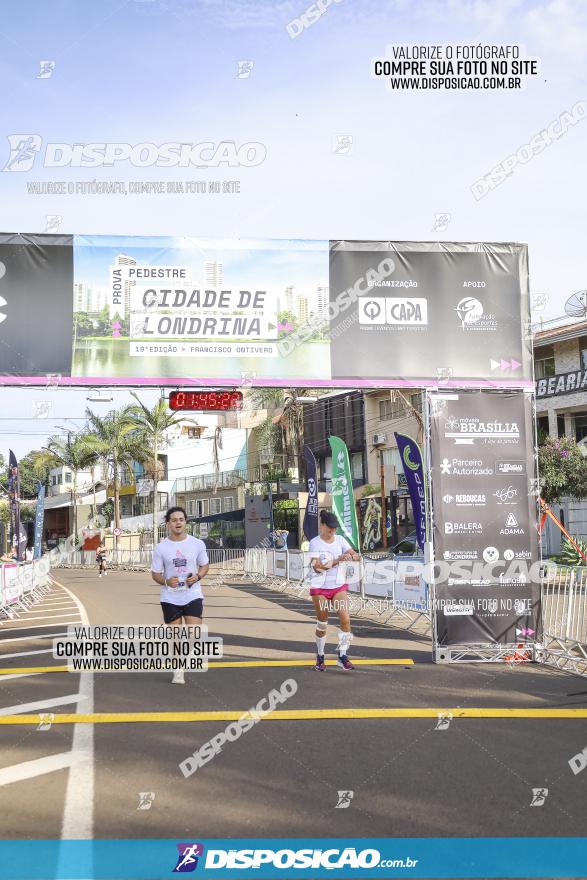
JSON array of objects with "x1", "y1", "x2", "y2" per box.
[
  {"x1": 560, "y1": 536, "x2": 587, "y2": 567},
  {"x1": 538, "y1": 437, "x2": 587, "y2": 504}
]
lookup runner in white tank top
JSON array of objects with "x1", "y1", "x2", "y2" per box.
[{"x1": 308, "y1": 510, "x2": 360, "y2": 671}]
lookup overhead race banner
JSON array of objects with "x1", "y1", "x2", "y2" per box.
[
  {"x1": 395, "y1": 432, "x2": 427, "y2": 552},
  {"x1": 329, "y1": 436, "x2": 360, "y2": 551},
  {"x1": 0, "y1": 234, "x2": 531, "y2": 386},
  {"x1": 428, "y1": 390, "x2": 540, "y2": 646}
]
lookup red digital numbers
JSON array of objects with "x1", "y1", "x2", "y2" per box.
[{"x1": 169, "y1": 391, "x2": 243, "y2": 411}]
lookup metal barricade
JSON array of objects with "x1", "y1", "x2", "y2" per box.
[{"x1": 540, "y1": 566, "x2": 587, "y2": 676}]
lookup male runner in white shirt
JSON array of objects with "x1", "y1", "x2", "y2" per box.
[{"x1": 151, "y1": 506, "x2": 209, "y2": 684}]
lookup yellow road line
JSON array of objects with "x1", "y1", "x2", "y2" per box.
[
  {"x1": 0, "y1": 658, "x2": 414, "y2": 675},
  {"x1": 0, "y1": 707, "x2": 585, "y2": 725}
]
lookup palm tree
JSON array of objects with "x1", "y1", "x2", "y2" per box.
[
  {"x1": 84, "y1": 407, "x2": 151, "y2": 549},
  {"x1": 249, "y1": 387, "x2": 316, "y2": 481},
  {"x1": 126, "y1": 394, "x2": 201, "y2": 544},
  {"x1": 45, "y1": 433, "x2": 96, "y2": 543}
]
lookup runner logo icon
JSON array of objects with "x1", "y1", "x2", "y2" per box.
[{"x1": 173, "y1": 843, "x2": 204, "y2": 873}]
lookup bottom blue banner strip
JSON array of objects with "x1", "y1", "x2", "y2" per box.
[{"x1": 1, "y1": 838, "x2": 586, "y2": 880}]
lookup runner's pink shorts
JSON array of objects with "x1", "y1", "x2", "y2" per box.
[{"x1": 309, "y1": 583, "x2": 349, "y2": 599}]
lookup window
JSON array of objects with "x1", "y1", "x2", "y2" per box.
[
  {"x1": 187, "y1": 499, "x2": 196, "y2": 516},
  {"x1": 558, "y1": 415, "x2": 566, "y2": 438},
  {"x1": 535, "y1": 345, "x2": 555, "y2": 379},
  {"x1": 383, "y1": 447, "x2": 402, "y2": 474},
  {"x1": 575, "y1": 414, "x2": 587, "y2": 443},
  {"x1": 210, "y1": 497, "x2": 221, "y2": 515},
  {"x1": 379, "y1": 394, "x2": 412, "y2": 421},
  {"x1": 51, "y1": 476, "x2": 57, "y2": 486},
  {"x1": 580, "y1": 337, "x2": 587, "y2": 371},
  {"x1": 410, "y1": 393, "x2": 422, "y2": 414},
  {"x1": 65, "y1": 471, "x2": 72, "y2": 482},
  {"x1": 196, "y1": 499, "x2": 209, "y2": 518},
  {"x1": 537, "y1": 415, "x2": 549, "y2": 443},
  {"x1": 379, "y1": 398, "x2": 392, "y2": 420},
  {"x1": 223, "y1": 496, "x2": 234, "y2": 512},
  {"x1": 351, "y1": 452, "x2": 363, "y2": 481},
  {"x1": 57, "y1": 474, "x2": 62, "y2": 484}
]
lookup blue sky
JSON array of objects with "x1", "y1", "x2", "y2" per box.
[
  {"x1": 0, "y1": 0, "x2": 585, "y2": 317},
  {"x1": 1, "y1": 0, "x2": 586, "y2": 454}
]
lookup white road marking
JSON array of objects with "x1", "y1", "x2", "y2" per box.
[
  {"x1": 0, "y1": 621, "x2": 81, "y2": 632},
  {"x1": 0, "y1": 752, "x2": 83, "y2": 787},
  {"x1": 0, "y1": 672, "x2": 45, "y2": 681},
  {"x1": 0, "y1": 694, "x2": 83, "y2": 716},
  {"x1": 25, "y1": 605, "x2": 77, "y2": 613},
  {"x1": 0, "y1": 631, "x2": 69, "y2": 643},
  {"x1": 55, "y1": 578, "x2": 94, "y2": 840},
  {"x1": 1, "y1": 613, "x2": 80, "y2": 623},
  {"x1": 0, "y1": 648, "x2": 53, "y2": 659}
]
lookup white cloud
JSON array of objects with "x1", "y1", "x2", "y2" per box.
[{"x1": 524, "y1": 0, "x2": 587, "y2": 56}]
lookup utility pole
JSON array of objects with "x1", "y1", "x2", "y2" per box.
[{"x1": 379, "y1": 447, "x2": 387, "y2": 549}]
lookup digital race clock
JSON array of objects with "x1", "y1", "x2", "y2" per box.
[{"x1": 168, "y1": 390, "x2": 244, "y2": 411}]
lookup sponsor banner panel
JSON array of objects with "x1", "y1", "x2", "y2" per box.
[
  {"x1": 429, "y1": 390, "x2": 539, "y2": 646},
  {"x1": 0, "y1": 232, "x2": 73, "y2": 375},
  {"x1": 435, "y1": 583, "x2": 541, "y2": 645},
  {"x1": 329, "y1": 240, "x2": 531, "y2": 381}
]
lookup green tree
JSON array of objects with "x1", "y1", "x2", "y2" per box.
[
  {"x1": 538, "y1": 436, "x2": 587, "y2": 504},
  {"x1": 248, "y1": 388, "x2": 316, "y2": 480},
  {"x1": 127, "y1": 393, "x2": 199, "y2": 542},
  {"x1": 46, "y1": 434, "x2": 97, "y2": 542},
  {"x1": 84, "y1": 407, "x2": 151, "y2": 547}
]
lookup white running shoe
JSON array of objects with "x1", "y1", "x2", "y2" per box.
[
  {"x1": 171, "y1": 669, "x2": 185, "y2": 685},
  {"x1": 99, "y1": 573, "x2": 102, "y2": 578}
]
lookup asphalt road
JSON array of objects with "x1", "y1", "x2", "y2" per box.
[{"x1": 1, "y1": 566, "x2": 586, "y2": 860}]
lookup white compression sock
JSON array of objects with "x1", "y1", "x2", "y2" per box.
[
  {"x1": 315, "y1": 635, "x2": 326, "y2": 655},
  {"x1": 338, "y1": 631, "x2": 353, "y2": 656}
]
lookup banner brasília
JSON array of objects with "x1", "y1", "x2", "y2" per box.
[
  {"x1": 0, "y1": 234, "x2": 532, "y2": 387},
  {"x1": 428, "y1": 390, "x2": 540, "y2": 647}
]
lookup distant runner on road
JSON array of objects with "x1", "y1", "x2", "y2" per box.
[
  {"x1": 151, "y1": 506, "x2": 210, "y2": 685},
  {"x1": 96, "y1": 541, "x2": 108, "y2": 578},
  {"x1": 308, "y1": 510, "x2": 360, "y2": 672}
]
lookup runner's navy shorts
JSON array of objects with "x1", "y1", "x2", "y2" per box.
[{"x1": 161, "y1": 599, "x2": 204, "y2": 622}]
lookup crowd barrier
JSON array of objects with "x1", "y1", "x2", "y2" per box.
[
  {"x1": 55, "y1": 546, "x2": 246, "y2": 573},
  {"x1": 540, "y1": 566, "x2": 587, "y2": 676},
  {"x1": 243, "y1": 548, "x2": 432, "y2": 634},
  {"x1": 0, "y1": 558, "x2": 53, "y2": 621}
]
